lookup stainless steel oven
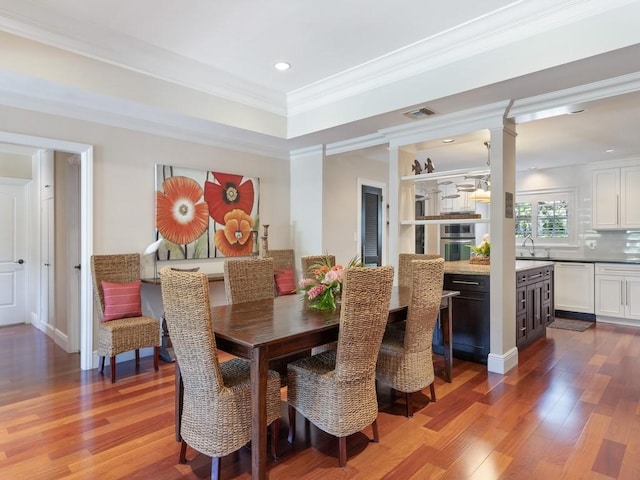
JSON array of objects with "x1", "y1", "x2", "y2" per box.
[
  {"x1": 440, "y1": 223, "x2": 475, "y2": 261},
  {"x1": 440, "y1": 238, "x2": 474, "y2": 261},
  {"x1": 440, "y1": 223, "x2": 475, "y2": 239}
]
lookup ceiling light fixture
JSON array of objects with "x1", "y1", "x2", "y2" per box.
[
  {"x1": 274, "y1": 62, "x2": 291, "y2": 71},
  {"x1": 606, "y1": 149, "x2": 615, "y2": 153},
  {"x1": 442, "y1": 138, "x2": 454, "y2": 144}
]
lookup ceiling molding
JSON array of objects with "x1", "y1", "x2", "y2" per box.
[
  {"x1": 0, "y1": 8, "x2": 287, "y2": 116},
  {"x1": 325, "y1": 133, "x2": 388, "y2": 156},
  {"x1": 286, "y1": 0, "x2": 635, "y2": 116},
  {"x1": 0, "y1": 69, "x2": 291, "y2": 160},
  {"x1": 509, "y1": 71, "x2": 640, "y2": 123}
]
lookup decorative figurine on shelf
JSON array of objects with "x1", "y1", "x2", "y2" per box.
[
  {"x1": 425, "y1": 157, "x2": 435, "y2": 173},
  {"x1": 411, "y1": 159, "x2": 423, "y2": 175}
]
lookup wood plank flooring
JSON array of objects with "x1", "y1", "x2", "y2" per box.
[{"x1": 1, "y1": 321, "x2": 639, "y2": 479}]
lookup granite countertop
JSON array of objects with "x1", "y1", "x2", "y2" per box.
[
  {"x1": 516, "y1": 256, "x2": 640, "y2": 264},
  {"x1": 444, "y1": 259, "x2": 554, "y2": 275}
]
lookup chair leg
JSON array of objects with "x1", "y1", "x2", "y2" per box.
[
  {"x1": 338, "y1": 436, "x2": 347, "y2": 467},
  {"x1": 270, "y1": 417, "x2": 280, "y2": 459},
  {"x1": 429, "y1": 382, "x2": 437, "y2": 403},
  {"x1": 99, "y1": 356, "x2": 105, "y2": 374},
  {"x1": 211, "y1": 456, "x2": 221, "y2": 480},
  {"x1": 287, "y1": 405, "x2": 296, "y2": 443},
  {"x1": 405, "y1": 392, "x2": 413, "y2": 418},
  {"x1": 135, "y1": 349, "x2": 140, "y2": 367},
  {"x1": 179, "y1": 440, "x2": 188, "y2": 464},
  {"x1": 371, "y1": 419, "x2": 379, "y2": 443},
  {"x1": 110, "y1": 356, "x2": 116, "y2": 383},
  {"x1": 153, "y1": 346, "x2": 159, "y2": 371}
]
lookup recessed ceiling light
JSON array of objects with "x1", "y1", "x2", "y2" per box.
[
  {"x1": 606, "y1": 149, "x2": 615, "y2": 153},
  {"x1": 442, "y1": 138, "x2": 454, "y2": 144},
  {"x1": 274, "y1": 62, "x2": 291, "y2": 71}
]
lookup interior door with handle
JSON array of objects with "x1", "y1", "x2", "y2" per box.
[{"x1": 0, "y1": 182, "x2": 28, "y2": 326}]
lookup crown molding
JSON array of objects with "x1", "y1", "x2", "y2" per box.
[
  {"x1": 0, "y1": 68, "x2": 291, "y2": 160},
  {"x1": 0, "y1": 8, "x2": 287, "y2": 116},
  {"x1": 325, "y1": 133, "x2": 388, "y2": 156},
  {"x1": 287, "y1": 0, "x2": 637, "y2": 116},
  {"x1": 509, "y1": 71, "x2": 640, "y2": 123}
]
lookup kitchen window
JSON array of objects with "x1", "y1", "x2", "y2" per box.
[{"x1": 515, "y1": 189, "x2": 576, "y2": 246}]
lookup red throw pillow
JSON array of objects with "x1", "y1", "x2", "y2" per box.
[
  {"x1": 274, "y1": 268, "x2": 296, "y2": 296},
  {"x1": 101, "y1": 280, "x2": 142, "y2": 321}
]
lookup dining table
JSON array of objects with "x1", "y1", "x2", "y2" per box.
[{"x1": 174, "y1": 286, "x2": 459, "y2": 480}]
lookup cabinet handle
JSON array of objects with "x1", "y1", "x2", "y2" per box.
[
  {"x1": 617, "y1": 194, "x2": 620, "y2": 225},
  {"x1": 452, "y1": 280, "x2": 480, "y2": 285},
  {"x1": 621, "y1": 280, "x2": 626, "y2": 306},
  {"x1": 520, "y1": 327, "x2": 526, "y2": 331},
  {"x1": 528, "y1": 273, "x2": 543, "y2": 280}
]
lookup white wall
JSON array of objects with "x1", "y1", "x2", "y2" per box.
[
  {"x1": 0, "y1": 103, "x2": 291, "y2": 339},
  {"x1": 323, "y1": 151, "x2": 388, "y2": 266},
  {"x1": 516, "y1": 159, "x2": 639, "y2": 261}
]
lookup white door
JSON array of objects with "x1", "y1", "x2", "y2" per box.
[{"x1": 0, "y1": 182, "x2": 28, "y2": 326}]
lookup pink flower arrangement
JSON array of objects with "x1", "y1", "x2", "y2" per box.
[{"x1": 299, "y1": 255, "x2": 359, "y2": 310}]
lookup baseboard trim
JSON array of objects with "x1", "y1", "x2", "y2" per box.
[
  {"x1": 555, "y1": 310, "x2": 596, "y2": 321},
  {"x1": 487, "y1": 347, "x2": 519, "y2": 374}
]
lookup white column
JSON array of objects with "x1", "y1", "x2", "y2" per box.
[
  {"x1": 290, "y1": 145, "x2": 325, "y2": 261},
  {"x1": 487, "y1": 119, "x2": 518, "y2": 374}
]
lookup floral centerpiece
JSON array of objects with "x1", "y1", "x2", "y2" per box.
[
  {"x1": 469, "y1": 234, "x2": 490, "y2": 265},
  {"x1": 299, "y1": 255, "x2": 362, "y2": 310}
]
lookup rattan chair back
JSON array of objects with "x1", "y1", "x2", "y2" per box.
[
  {"x1": 265, "y1": 249, "x2": 295, "y2": 270},
  {"x1": 223, "y1": 257, "x2": 275, "y2": 304},
  {"x1": 334, "y1": 265, "x2": 394, "y2": 381},
  {"x1": 300, "y1": 254, "x2": 336, "y2": 277},
  {"x1": 398, "y1": 253, "x2": 442, "y2": 288},
  {"x1": 92, "y1": 253, "x2": 141, "y2": 318}
]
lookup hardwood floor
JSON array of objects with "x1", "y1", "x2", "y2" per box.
[{"x1": 1, "y1": 321, "x2": 639, "y2": 479}]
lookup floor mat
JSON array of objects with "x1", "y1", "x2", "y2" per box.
[{"x1": 548, "y1": 318, "x2": 594, "y2": 332}]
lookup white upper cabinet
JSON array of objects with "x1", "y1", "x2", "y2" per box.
[{"x1": 592, "y1": 165, "x2": 640, "y2": 229}]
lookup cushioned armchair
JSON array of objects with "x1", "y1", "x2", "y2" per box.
[
  {"x1": 287, "y1": 265, "x2": 394, "y2": 467},
  {"x1": 160, "y1": 268, "x2": 282, "y2": 479},
  {"x1": 90, "y1": 253, "x2": 160, "y2": 383}
]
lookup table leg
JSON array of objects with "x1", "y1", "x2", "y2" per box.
[
  {"x1": 251, "y1": 346, "x2": 268, "y2": 480},
  {"x1": 442, "y1": 299, "x2": 453, "y2": 383}
]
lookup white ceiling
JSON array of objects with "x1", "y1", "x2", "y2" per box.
[{"x1": 1, "y1": 0, "x2": 640, "y2": 171}]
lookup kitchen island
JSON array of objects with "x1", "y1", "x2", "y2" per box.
[{"x1": 438, "y1": 259, "x2": 554, "y2": 364}]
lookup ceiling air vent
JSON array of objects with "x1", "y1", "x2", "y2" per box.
[{"x1": 403, "y1": 107, "x2": 436, "y2": 120}]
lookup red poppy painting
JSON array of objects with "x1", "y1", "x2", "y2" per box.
[{"x1": 155, "y1": 165, "x2": 260, "y2": 259}]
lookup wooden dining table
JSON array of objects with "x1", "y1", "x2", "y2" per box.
[{"x1": 174, "y1": 286, "x2": 459, "y2": 480}]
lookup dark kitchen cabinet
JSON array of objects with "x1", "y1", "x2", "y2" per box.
[
  {"x1": 443, "y1": 273, "x2": 490, "y2": 364},
  {"x1": 516, "y1": 265, "x2": 554, "y2": 349}
]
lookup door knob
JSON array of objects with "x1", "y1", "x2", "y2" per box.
[
  {"x1": 74, "y1": 264, "x2": 81, "y2": 270},
  {"x1": 15, "y1": 259, "x2": 24, "y2": 264}
]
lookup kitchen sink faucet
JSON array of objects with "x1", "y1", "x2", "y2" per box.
[{"x1": 522, "y1": 234, "x2": 535, "y2": 256}]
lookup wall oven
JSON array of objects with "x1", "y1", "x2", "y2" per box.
[{"x1": 440, "y1": 223, "x2": 475, "y2": 262}]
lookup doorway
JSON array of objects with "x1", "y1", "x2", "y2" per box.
[
  {"x1": 358, "y1": 180, "x2": 387, "y2": 267},
  {"x1": 0, "y1": 131, "x2": 94, "y2": 370}
]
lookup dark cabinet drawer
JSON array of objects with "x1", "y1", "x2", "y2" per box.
[{"x1": 444, "y1": 274, "x2": 489, "y2": 292}]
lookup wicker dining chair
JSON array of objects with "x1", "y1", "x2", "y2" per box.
[
  {"x1": 265, "y1": 249, "x2": 297, "y2": 296},
  {"x1": 91, "y1": 253, "x2": 160, "y2": 383},
  {"x1": 300, "y1": 254, "x2": 336, "y2": 277},
  {"x1": 223, "y1": 257, "x2": 275, "y2": 304},
  {"x1": 287, "y1": 265, "x2": 394, "y2": 467},
  {"x1": 398, "y1": 253, "x2": 442, "y2": 288},
  {"x1": 159, "y1": 268, "x2": 282, "y2": 479},
  {"x1": 376, "y1": 258, "x2": 445, "y2": 417}
]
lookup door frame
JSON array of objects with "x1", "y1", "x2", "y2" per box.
[
  {"x1": 0, "y1": 131, "x2": 94, "y2": 370},
  {"x1": 357, "y1": 178, "x2": 387, "y2": 267}
]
